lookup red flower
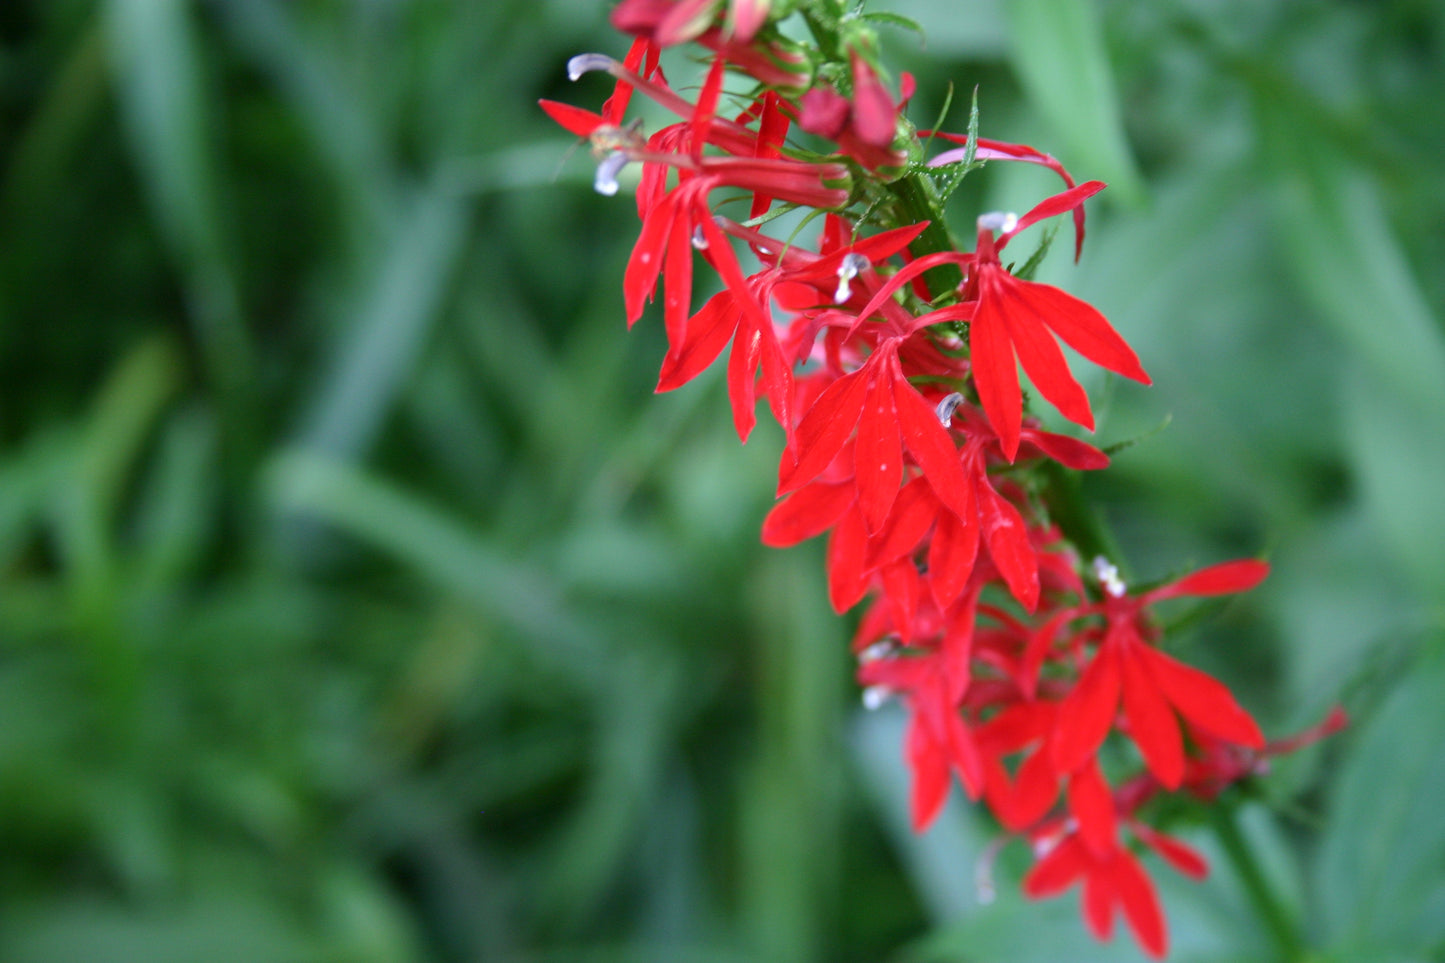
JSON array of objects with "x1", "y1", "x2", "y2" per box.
[
  {"x1": 1024, "y1": 832, "x2": 1168, "y2": 959},
  {"x1": 1049, "y1": 560, "x2": 1270, "y2": 789},
  {"x1": 965, "y1": 181, "x2": 1152, "y2": 461},
  {"x1": 798, "y1": 46, "x2": 906, "y2": 170}
]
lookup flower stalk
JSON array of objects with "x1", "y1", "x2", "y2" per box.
[{"x1": 543, "y1": 3, "x2": 1340, "y2": 957}]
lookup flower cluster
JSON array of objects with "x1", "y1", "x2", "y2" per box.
[{"x1": 544, "y1": 2, "x2": 1340, "y2": 956}]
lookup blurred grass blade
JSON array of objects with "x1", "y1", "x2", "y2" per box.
[
  {"x1": 1317, "y1": 636, "x2": 1445, "y2": 956},
  {"x1": 106, "y1": 0, "x2": 255, "y2": 416},
  {"x1": 1000, "y1": 0, "x2": 1143, "y2": 202},
  {"x1": 54, "y1": 337, "x2": 182, "y2": 596},
  {"x1": 264, "y1": 450, "x2": 601, "y2": 676},
  {"x1": 213, "y1": 0, "x2": 395, "y2": 236},
  {"x1": 291, "y1": 186, "x2": 467, "y2": 463}
]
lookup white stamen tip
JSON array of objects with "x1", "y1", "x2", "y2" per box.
[
  {"x1": 977, "y1": 210, "x2": 1019, "y2": 234},
  {"x1": 691, "y1": 225, "x2": 708, "y2": 249},
  {"x1": 858, "y1": 639, "x2": 897, "y2": 663},
  {"x1": 861, "y1": 685, "x2": 893, "y2": 711},
  {"x1": 567, "y1": 53, "x2": 616, "y2": 81},
  {"x1": 833, "y1": 252, "x2": 870, "y2": 303},
  {"x1": 594, "y1": 151, "x2": 627, "y2": 196},
  {"x1": 1092, "y1": 556, "x2": 1127, "y2": 597},
  {"x1": 935, "y1": 392, "x2": 965, "y2": 426}
]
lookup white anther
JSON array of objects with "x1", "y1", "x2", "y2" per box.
[
  {"x1": 594, "y1": 151, "x2": 628, "y2": 196},
  {"x1": 1092, "y1": 556, "x2": 1127, "y2": 598},
  {"x1": 567, "y1": 53, "x2": 617, "y2": 81},
  {"x1": 977, "y1": 210, "x2": 1019, "y2": 234},
  {"x1": 691, "y1": 225, "x2": 708, "y2": 249},
  {"x1": 833, "y1": 252, "x2": 870, "y2": 303},
  {"x1": 861, "y1": 685, "x2": 893, "y2": 711},
  {"x1": 858, "y1": 639, "x2": 897, "y2": 663},
  {"x1": 934, "y1": 392, "x2": 966, "y2": 427}
]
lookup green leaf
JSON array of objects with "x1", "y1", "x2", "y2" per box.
[
  {"x1": 999, "y1": 0, "x2": 1143, "y2": 201},
  {"x1": 1317, "y1": 638, "x2": 1445, "y2": 957}
]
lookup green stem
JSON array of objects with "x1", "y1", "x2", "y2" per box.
[
  {"x1": 885, "y1": 172, "x2": 961, "y2": 293},
  {"x1": 1209, "y1": 804, "x2": 1307, "y2": 962}
]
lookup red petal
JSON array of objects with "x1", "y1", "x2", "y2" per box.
[
  {"x1": 1023, "y1": 429, "x2": 1110, "y2": 470},
  {"x1": 624, "y1": 195, "x2": 678, "y2": 325},
  {"x1": 1003, "y1": 748, "x2": 1060, "y2": 830},
  {"x1": 1082, "y1": 868, "x2": 1116, "y2": 942},
  {"x1": 1138, "y1": 647, "x2": 1265, "y2": 748},
  {"x1": 1111, "y1": 850, "x2": 1168, "y2": 959},
  {"x1": 907, "y1": 712, "x2": 951, "y2": 831},
  {"x1": 880, "y1": 557, "x2": 922, "y2": 640},
  {"x1": 927, "y1": 500, "x2": 979, "y2": 609},
  {"x1": 1051, "y1": 644, "x2": 1122, "y2": 775},
  {"x1": 848, "y1": 49, "x2": 897, "y2": 147},
  {"x1": 727, "y1": 315, "x2": 762, "y2": 442},
  {"x1": 761, "y1": 481, "x2": 856, "y2": 547},
  {"x1": 1015, "y1": 279, "x2": 1150, "y2": 384},
  {"x1": 976, "y1": 469, "x2": 1040, "y2": 612},
  {"x1": 889, "y1": 357, "x2": 972, "y2": 519},
  {"x1": 1149, "y1": 559, "x2": 1270, "y2": 601},
  {"x1": 538, "y1": 99, "x2": 605, "y2": 137},
  {"x1": 657, "y1": 290, "x2": 739, "y2": 392},
  {"x1": 1132, "y1": 822, "x2": 1209, "y2": 881},
  {"x1": 945, "y1": 706, "x2": 984, "y2": 799},
  {"x1": 855, "y1": 371, "x2": 902, "y2": 533},
  {"x1": 1005, "y1": 180, "x2": 1107, "y2": 244},
  {"x1": 1023, "y1": 836, "x2": 1086, "y2": 898},
  {"x1": 988, "y1": 275, "x2": 1095, "y2": 431},
  {"x1": 867, "y1": 476, "x2": 937, "y2": 568},
  {"x1": 1020, "y1": 611, "x2": 1069, "y2": 700},
  {"x1": 779, "y1": 365, "x2": 870, "y2": 494},
  {"x1": 757, "y1": 322, "x2": 794, "y2": 436},
  {"x1": 966, "y1": 283, "x2": 1024, "y2": 461},
  {"x1": 826, "y1": 505, "x2": 871, "y2": 612},
  {"x1": 1120, "y1": 645, "x2": 1185, "y2": 789},
  {"x1": 663, "y1": 205, "x2": 695, "y2": 349},
  {"x1": 1068, "y1": 759, "x2": 1118, "y2": 856}
]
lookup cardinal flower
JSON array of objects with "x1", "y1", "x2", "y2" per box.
[{"x1": 966, "y1": 181, "x2": 1151, "y2": 460}]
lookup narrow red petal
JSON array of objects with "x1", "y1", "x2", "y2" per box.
[
  {"x1": 727, "y1": 316, "x2": 762, "y2": 442},
  {"x1": 855, "y1": 371, "x2": 903, "y2": 534},
  {"x1": 867, "y1": 476, "x2": 937, "y2": 568},
  {"x1": 657, "y1": 290, "x2": 739, "y2": 392},
  {"x1": 1013, "y1": 279, "x2": 1150, "y2": 384},
  {"x1": 761, "y1": 481, "x2": 856, "y2": 547},
  {"x1": 888, "y1": 357, "x2": 972, "y2": 519},
  {"x1": 1132, "y1": 822, "x2": 1209, "y2": 880},
  {"x1": 827, "y1": 505, "x2": 871, "y2": 612},
  {"x1": 1068, "y1": 759, "x2": 1118, "y2": 856},
  {"x1": 976, "y1": 469, "x2": 1040, "y2": 612},
  {"x1": 1051, "y1": 644, "x2": 1122, "y2": 775},
  {"x1": 1082, "y1": 869, "x2": 1116, "y2": 942},
  {"x1": 778, "y1": 365, "x2": 870, "y2": 494},
  {"x1": 1138, "y1": 647, "x2": 1265, "y2": 748},
  {"x1": 989, "y1": 275, "x2": 1095, "y2": 431},
  {"x1": 880, "y1": 557, "x2": 922, "y2": 640},
  {"x1": 538, "y1": 99, "x2": 606, "y2": 137},
  {"x1": 624, "y1": 196, "x2": 678, "y2": 325},
  {"x1": 1023, "y1": 836, "x2": 1086, "y2": 898},
  {"x1": 907, "y1": 712, "x2": 951, "y2": 831},
  {"x1": 927, "y1": 498, "x2": 979, "y2": 609},
  {"x1": 966, "y1": 284, "x2": 1024, "y2": 461},
  {"x1": 1120, "y1": 645, "x2": 1185, "y2": 789},
  {"x1": 1111, "y1": 849, "x2": 1168, "y2": 959},
  {"x1": 1149, "y1": 559, "x2": 1270, "y2": 601}
]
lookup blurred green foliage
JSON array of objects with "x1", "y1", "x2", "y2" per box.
[{"x1": 1, "y1": 0, "x2": 1443, "y2": 961}]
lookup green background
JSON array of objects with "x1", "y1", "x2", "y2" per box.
[{"x1": 1, "y1": 0, "x2": 1443, "y2": 960}]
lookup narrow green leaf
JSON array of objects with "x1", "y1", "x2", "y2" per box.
[
  {"x1": 999, "y1": 0, "x2": 1143, "y2": 202},
  {"x1": 1317, "y1": 638, "x2": 1445, "y2": 957}
]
